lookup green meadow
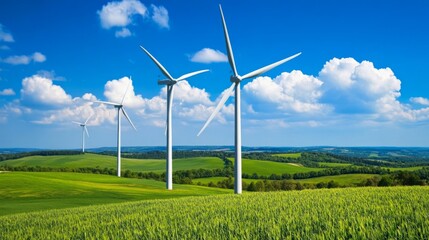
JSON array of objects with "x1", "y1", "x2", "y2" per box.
[
  {"x1": 272, "y1": 152, "x2": 302, "y2": 158},
  {"x1": 0, "y1": 153, "x2": 224, "y2": 173},
  {"x1": 240, "y1": 158, "x2": 323, "y2": 176},
  {"x1": 0, "y1": 172, "x2": 230, "y2": 216}
]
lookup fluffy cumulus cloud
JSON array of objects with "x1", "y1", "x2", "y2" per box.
[
  {"x1": 0, "y1": 23, "x2": 14, "y2": 42},
  {"x1": 240, "y1": 57, "x2": 429, "y2": 126},
  {"x1": 103, "y1": 76, "x2": 145, "y2": 108},
  {"x1": 243, "y1": 70, "x2": 328, "y2": 114},
  {"x1": 98, "y1": 0, "x2": 169, "y2": 37},
  {"x1": 318, "y1": 58, "x2": 411, "y2": 120},
  {"x1": 20, "y1": 74, "x2": 72, "y2": 108},
  {"x1": 410, "y1": 97, "x2": 429, "y2": 106},
  {"x1": 151, "y1": 4, "x2": 169, "y2": 29},
  {"x1": 0, "y1": 88, "x2": 15, "y2": 96},
  {"x1": 2, "y1": 52, "x2": 46, "y2": 65},
  {"x1": 190, "y1": 48, "x2": 228, "y2": 63},
  {"x1": 98, "y1": 0, "x2": 147, "y2": 29}
]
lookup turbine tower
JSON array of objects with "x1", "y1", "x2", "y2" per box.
[
  {"x1": 95, "y1": 79, "x2": 137, "y2": 177},
  {"x1": 140, "y1": 46, "x2": 208, "y2": 190},
  {"x1": 72, "y1": 115, "x2": 92, "y2": 153},
  {"x1": 198, "y1": 5, "x2": 301, "y2": 194}
]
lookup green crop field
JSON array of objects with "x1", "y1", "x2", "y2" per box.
[
  {"x1": 0, "y1": 153, "x2": 224, "y2": 172},
  {"x1": 272, "y1": 152, "x2": 302, "y2": 158},
  {"x1": 193, "y1": 174, "x2": 377, "y2": 186},
  {"x1": 295, "y1": 174, "x2": 378, "y2": 185},
  {"x1": 1, "y1": 186, "x2": 428, "y2": 239},
  {"x1": 384, "y1": 166, "x2": 425, "y2": 172},
  {"x1": 318, "y1": 162, "x2": 353, "y2": 167},
  {"x1": 0, "y1": 172, "x2": 230, "y2": 216},
  {"x1": 238, "y1": 158, "x2": 323, "y2": 176}
]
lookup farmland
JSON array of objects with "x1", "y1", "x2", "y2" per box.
[
  {"x1": 0, "y1": 172, "x2": 230, "y2": 216},
  {"x1": 1, "y1": 186, "x2": 428, "y2": 239},
  {"x1": 0, "y1": 153, "x2": 224, "y2": 173},
  {"x1": 239, "y1": 158, "x2": 323, "y2": 176}
]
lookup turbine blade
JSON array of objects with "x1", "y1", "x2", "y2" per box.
[
  {"x1": 121, "y1": 108, "x2": 137, "y2": 130},
  {"x1": 84, "y1": 114, "x2": 92, "y2": 124},
  {"x1": 177, "y1": 69, "x2": 209, "y2": 81},
  {"x1": 219, "y1": 4, "x2": 238, "y2": 76},
  {"x1": 84, "y1": 126, "x2": 89, "y2": 137},
  {"x1": 93, "y1": 100, "x2": 119, "y2": 106},
  {"x1": 140, "y1": 46, "x2": 174, "y2": 81},
  {"x1": 240, "y1": 52, "x2": 301, "y2": 80},
  {"x1": 121, "y1": 80, "x2": 131, "y2": 105},
  {"x1": 198, "y1": 82, "x2": 235, "y2": 136},
  {"x1": 72, "y1": 121, "x2": 82, "y2": 125}
]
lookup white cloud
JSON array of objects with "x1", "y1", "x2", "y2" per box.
[
  {"x1": 243, "y1": 70, "x2": 328, "y2": 114},
  {"x1": 20, "y1": 74, "x2": 72, "y2": 108},
  {"x1": 0, "y1": 88, "x2": 15, "y2": 96},
  {"x1": 32, "y1": 52, "x2": 46, "y2": 62},
  {"x1": 151, "y1": 4, "x2": 169, "y2": 29},
  {"x1": 316, "y1": 57, "x2": 429, "y2": 123},
  {"x1": 410, "y1": 97, "x2": 429, "y2": 106},
  {"x1": 115, "y1": 28, "x2": 132, "y2": 38},
  {"x1": 103, "y1": 76, "x2": 145, "y2": 108},
  {"x1": 190, "y1": 48, "x2": 228, "y2": 63},
  {"x1": 98, "y1": 0, "x2": 148, "y2": 29},
  {"x1": 2, "y1": 52, "x2": 46, "y2": 65},
  {"x1": 0, "y1": 24, "x2": 14, "y2": 42}
]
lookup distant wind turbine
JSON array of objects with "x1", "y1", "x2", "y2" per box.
[
  {"x1": 72, "y1": 115, "x2": 92, "y2": 153},
  {"x1": 95, "y1": 78, "x2": 137, "y2": 177},
  {"x1": 140, "y1": 46, "x2": 209, "y2": 190},
  {"x1": 198, "y1": 5, "x2": 301, "y2": 194}
]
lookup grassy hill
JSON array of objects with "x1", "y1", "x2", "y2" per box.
[
  {"x1": 0, "y1": 153, "x2": 224, "y2": 172},
  {"x1": 239, "y1": 158, "x2": 323, "y2": 176},
  {"x1": 0, "y1": 172, "x2": 230, "y2": 216},
  {"x1": 1, "y1": 186, "x2": 428, "y2": 239}
]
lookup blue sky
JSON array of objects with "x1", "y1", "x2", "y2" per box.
[{"x1": 1, "y1": 0, "x2": 429, "y2": 149}]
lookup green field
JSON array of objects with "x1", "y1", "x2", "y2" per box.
[
  {"x1": 318, "y1": 162, "x2": 353, "y2": 167},
  {"x1": 239, "y1": 158, "x2": 323, "y2": 176},
  {"x1": 272, "y1": 152, "x2": 302, "y2": 158},
  {"x1": 194, "y1": 174, "x2": 377, "y2": 186},
  {"x1": 384, "y1": 166, "x2": 425, "y2": 172},
  {"x1": 0, "y1": 153, "x2": 224, "y2": 173},
  {"x1": 1, "y1": 186, "x2": 428, "y2": 239},
  {"x1": 0, "y1": 172, "x2": 230, "y2": 216}
]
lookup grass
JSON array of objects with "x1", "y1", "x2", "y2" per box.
[
  {"x1": 384, "y1": 166, "x2": 425, "y2": 172},
  {"x1": 1, "y1": 186, "x2": 428, "y2": 239},
  {"x1": 318, "y1": 162, "x2": 353, "y2": 167},
  {"x1": 239, "y1": 158, "x2": 323, "y2": 176},
  {"x1": 272, "y1": 152, "x2": 301, "y2": 158},
  {"x1": 193, "y1": 174, "x2": 377, "y2": 186},
  {"x1": 0, "y1": 172, "x2": 230, "y2": 216},
  {"x1": 0, "y1": 153, "x2": 224, "y2": 173},
  {"x1": 296, "y1": 174, "x2": 378, "y2": 185}
]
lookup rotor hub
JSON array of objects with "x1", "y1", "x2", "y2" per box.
[{"x1": 230, "y1": 76, "x2": 241, "y2": 83}]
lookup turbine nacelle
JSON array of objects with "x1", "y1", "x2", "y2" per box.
[
  {"x1": 230, "y1": 75, "x2": 241, "y2": 83},
  {"x1": 158, "y1": 79, "x2": 177, "y2": 86}
]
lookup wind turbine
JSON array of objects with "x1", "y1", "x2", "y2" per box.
[
  {"x1": 72, "y1": 115, "x2": 92, "y2": 153},
  {"x1": 140, "y1": 46, "x2": 209, "y2": 190},
  {"x1": 197, "y1": 5, "x2": 301, "y2": 194},
  {"x1": 95, "y1": 79, "x2": 137, "y2": 177}
]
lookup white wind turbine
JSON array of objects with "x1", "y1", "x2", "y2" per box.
[
  {"x1": 140, "y1": 46, "x2": 209, "y2": 190},
  {"x1": 72, "y1": 115, "x2": 92, "y2": 153},
  {"x1": 198, "y1": 5, "x2": 301, "y2": 194},
  {"x1": 95, "y1": 79, "x2": 137, "y2": 177}
]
